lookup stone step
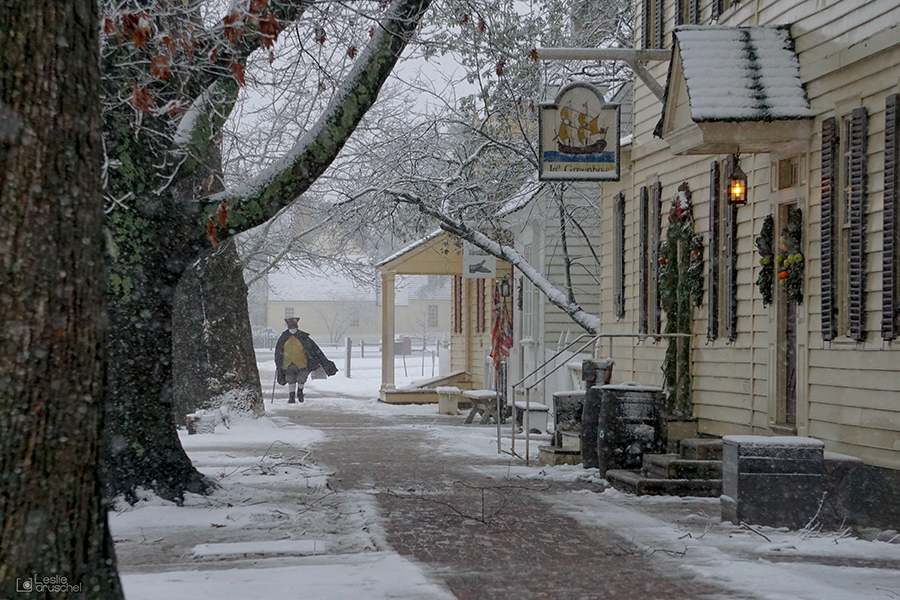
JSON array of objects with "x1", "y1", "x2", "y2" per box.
[
  {"x1": 605, "y1": 469, "x2": 723, "y2": 497},
  {"x1": 642, "y1": 453, "x2": 723, "y2": 480},
  {"x1": 680, "y1": 438, "x2": 723, "y2": 461},
  {"x1": 538, "y1": 445, "x2": 581, "y2": 466}
]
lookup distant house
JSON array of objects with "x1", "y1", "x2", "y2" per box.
[{"x1": 263, "y1": 265, "x2": 450, "y2": 346}]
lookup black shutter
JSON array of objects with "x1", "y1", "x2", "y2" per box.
[
  {"x1": 642, "y1": 0, "x2": 652, "y2": 50},
  {"x1": 655, "y1": 0, "x2": 665, "y2": 49},
  {"x1": 675, "y1": 0, "x2": 684, "y2": 26},
  {"x1": 652, "y1": 181, "x2": 663, "y2": 334},
  {"x1": 884, "y1": 94, "x2": 900, "y2": 341},
  {"x1": 724, "y1": 156, "x2": 738, "y2": 341},
  {"x1": 711, "y1": 0, "x2": 721, "y2": 20},
  {"x1": 690, "y1": 0, "x2": 700, "y2": 24},
  {"x1": 615, "y1": 192, "x2": 626, "y2": 320},
  {"x1": 639, "y1": 186, "x2": 649, "y2": 334},
  {"x1": 820, "y1": 117, "x2": 838, "y2": 342},
  {"x1": 848, "y1": 107, "x2": 868, "y2": 342},
  {"x1": 708, "y1": 161, "x2": 721, "y2": 340}
]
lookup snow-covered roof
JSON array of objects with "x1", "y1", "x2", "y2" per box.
[
  {"x1": 672, "y1": 25, "x2": 811, "y2": 122},
  {"x1": 376, "y1": 230, "x2": 443, "y2": 268}
]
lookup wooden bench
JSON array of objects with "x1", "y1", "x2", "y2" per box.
[{"x1": 463, "y1": 390, "x2": 499, "y2": 424}]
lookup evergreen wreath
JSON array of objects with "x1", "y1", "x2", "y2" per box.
[
  {"x1": 658, "y1": 184, "x2": 702, "y2": 418},
  {"x1": 755, "y1": 215, "x2": 775, "y2": 306}
]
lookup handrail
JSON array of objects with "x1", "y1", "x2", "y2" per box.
[{"x1": 507, "y1": 331, "x2": 695, "y2": 466}]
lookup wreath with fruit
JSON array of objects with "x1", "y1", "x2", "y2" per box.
[{"x1": 755, "y1": 211, "x2": 804, "y2": 306}]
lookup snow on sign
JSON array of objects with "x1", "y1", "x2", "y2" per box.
[
  {"x1": 539, "y1": 82, "x2": 620, "y2": 181},
  {"x1": 463, "y1": 243, "x2": 496, "y2": 279}
]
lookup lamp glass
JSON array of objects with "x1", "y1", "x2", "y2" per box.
[{"x1": 728, "y1": 164, "x2": 748, "y2": 205}]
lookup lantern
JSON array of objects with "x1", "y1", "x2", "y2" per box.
[
  {"x1": 500, "y1": 276, "x2": 511, "y2": 297},
  {"x1": 728, "y1": 155, "x2": 748, "y2": 205}
]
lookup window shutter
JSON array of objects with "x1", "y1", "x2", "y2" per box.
[
  {"x1": 820, "y1": 117, "x2": 838, "y2": 342},
  {"x1": 675, "y1": 0, "x2": 684, "y2": 26},
  {"x1": 655, "y1": 0, "x2": 665, "y2": 49},
  {"x1": 615, "y1": 192, "x2": 626, "y2": 319},
  {"x1": 708, "y1": 161, "x2": 721, "y2": 340},
  {"x1": 711, "y1": 0, "x2": 721, "y2": 20},
  {"x1": 848, "y1": 107, "x2": 868, "y2": 342},
  {"x1": 642, "y1": 0, "x2": 652, "y2": 50},
  {"x1": 884, "y1": 94, "x2": 900, "y2": 341},
  {"x1": 639, "y1": 186, "x2": 649, "y2": 334},
  {"x1": 690, "y1": 0, "x2": 700, "y2": 24},
  {"x1": 724, "y1": 156, "x2": 738, "y2": 341},
  {"x1": 652, "y1": 181, "x2": 663, "y2": 334}
]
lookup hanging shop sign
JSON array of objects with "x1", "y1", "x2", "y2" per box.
[
  {"x1": 463, "y1": 243, "x2": 496, "y2": 279},
  {"x1": 539, "y1": 82, "x2": 620, "y2": 181}
]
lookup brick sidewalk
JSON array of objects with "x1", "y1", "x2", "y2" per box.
[{"x1": 280, "y1": 400, "x2": 736, "y2": 600}]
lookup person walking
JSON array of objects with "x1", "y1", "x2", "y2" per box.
[{"x1": 274, "y1": 317, "x2": 338, "y2": 403}]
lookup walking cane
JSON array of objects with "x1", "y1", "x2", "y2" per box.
[{"x1": 271, "y1": 372, "x2": 277, "y2": 403}]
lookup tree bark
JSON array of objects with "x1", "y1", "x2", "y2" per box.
[
  {"x1": 0, "y1": 0, "x2": 124, "y2": 596},
  {"x1": 102, "y1": 0, "x2": 432, "y2": 501},
  {"x1": 173, "y1": 242, "x2": 264, "y2": 426}
]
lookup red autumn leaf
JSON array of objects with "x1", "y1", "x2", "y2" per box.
[
  {"x1": 181, "y1": 32, "x2": 195, "y2": 57},
  {"x1": 216, "y1": 200, "x2": 229, "y2": 228},
  {"x1": 130, "y1": 84, "x2": 156, "y2": 113},
  {"x1": 230, "y1": 62, "x2": 246, "y2": 86},
  {"x1": 495, "y1": 58, "x2": 505, "y2": 77},
  {"x1": 121, "y1": 13, "x2": 152, "y2": 48},
  {"x1": 249, "y1": 0, "x2": 269, "y2": 14},
  {"x1": 478, "y1": 18, "x2": 486, "y2": 32},
  {"x1": 222, "y1": 11, "x2": 243, "y2": 45},
  {"x1": 347, "y1": 45, "x2": 357, "y2": 59},
  {"x1": 269, "y1": 51, "x2": 275, "y2": 65},
  {"x1": 150, "y1": 55, "x2": 170, "y2": 81},
  {"x1": 318, "y1": 80, "x2": 327, "y2": 92},
  {"x1": 257, "y1": 13, "x2": 279, "y2": 49},
  {"x1": 206, "y1": 217, "x2": 219, "y2": 251},
  {"x1": 314, "y1": 26, "x2": 326, "y2": 45},
  {"x1": 103, "y1": 18, "x2": 117, "y2": 36},
  {"x1": 210, "y1": 47, "x2": 219, "y2": 63},
  {"x1": 368, "y1": 27, "x2": 375, "y2": 38},
  {"x1": 529, "y1": 48, "x2": 539, "y2": 62}
]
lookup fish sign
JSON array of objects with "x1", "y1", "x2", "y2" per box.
[{"x1": 539, "y1": 82, "x2": 620, "y2": 181}]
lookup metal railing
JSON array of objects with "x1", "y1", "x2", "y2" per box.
[{"x1": 505, "y1": 332, "x2": 693, "y2": 465}]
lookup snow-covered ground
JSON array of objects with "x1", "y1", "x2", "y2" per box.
[{"x1": 111, "y1": 347, "x2": 900, "y2": 600}]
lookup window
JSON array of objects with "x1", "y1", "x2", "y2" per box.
[
  {"x1": 707, "y1": 161, "x2": 721, "y2": 340},
  {"x1": 641, "y1": 0, "x2": 662, "y2": 50},
  {"x1": 349, "y1": 314, "x2": 360, "y2": 328},
  {"x1": 284, "y1": 306, "x2": 294, "y2": 319},
  {"x1": 614, "y1": 193, "x2": 626, "y2": 319},
  {"x1": 427, "y1": 304, "x2": 439, "y2": 329},
  {"x1": 452, "y1": 276, "x2": 463, "y2": 334}
]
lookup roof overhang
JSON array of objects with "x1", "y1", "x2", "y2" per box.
[
  {"x1": 656, "y1": 25, "x2": 813, "y2": 155},
  {"x1": 377, "y1": 231, "x2": 463, "y2": 276}
]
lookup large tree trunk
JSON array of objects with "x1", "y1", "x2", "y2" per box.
[
  {"x1": 172, "y1": 242, "x2": 264, "y2": 426},
  {"x1": 0, "y1": 0, "x2": 124, "y2": 597}
]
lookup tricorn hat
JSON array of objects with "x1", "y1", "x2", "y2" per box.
[{"x1": 284, "y1": 317, "x2": 299, "y2": 327}]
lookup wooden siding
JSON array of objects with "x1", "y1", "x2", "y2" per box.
[{"x1": 619, "y1": 0, "x2": 900, "y2": 470}]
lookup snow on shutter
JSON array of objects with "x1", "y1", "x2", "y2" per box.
[
  {"x1": 615, "y1": 192, "x2": 626, "y2": 320},
  {"x1": 655, "y1": 0, "x2": 665, "y2": 49},
  {"x1": 883, "y1": 94, "x2": 900, "y2": 341},
  {"x1": 820, "y1": 117, "x2": 838, "y2": 342},
  {"x1": 848, "y1": 107, "x2": 868, "y2": 342},
  {"x1": 708, "y1": 161, "x2": 721, "y2": 340},
  {"x1": 639, "y1": 186, "x2": 649, "y2": 334},
  {"x1": 690, "y1": 0, "x2": 700, "y2": 24},
  {"x1": 724, "y1": 156, "x2": 738, "y2": 341},
  {"x1": 642, "y1": 0, "x2": 652, "y2": 50},
  {"x1": 652, "y1": 181, "x2": 663, "y2": 334}
]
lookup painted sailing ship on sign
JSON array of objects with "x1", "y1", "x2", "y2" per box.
[{"x1": 539, "y1": 82, "x2": 620, "y2": 181}]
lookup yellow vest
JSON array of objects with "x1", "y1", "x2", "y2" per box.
[{"x1": 282, "y1": 336, "x2": 308, "y2": 369}]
